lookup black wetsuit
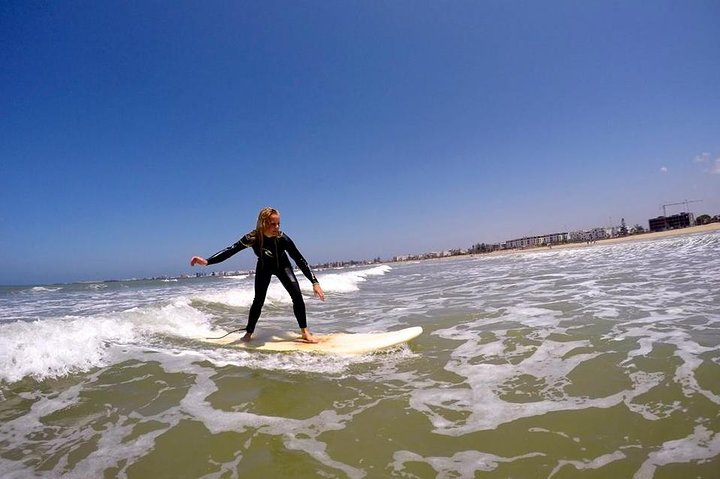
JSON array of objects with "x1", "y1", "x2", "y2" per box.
[{"x1": 206, "y1": 232, "x2": 319, "y2": 334}]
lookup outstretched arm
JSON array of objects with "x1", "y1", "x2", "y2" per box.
[{"x1": 191, "y1": 234, "x2": 253, "y2": 267}]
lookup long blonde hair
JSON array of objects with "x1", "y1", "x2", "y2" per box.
[{"x1": 254, "y1": 207, "x2": 279, "y2": 251}]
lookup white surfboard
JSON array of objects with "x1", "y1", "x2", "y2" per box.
[{"x1": 197, "y1": 326, "x2": 423, "y2": 354}]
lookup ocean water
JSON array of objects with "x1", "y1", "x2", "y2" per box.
[{"x1": 1, "y1": 232, "x2": 719, "y2": 478}]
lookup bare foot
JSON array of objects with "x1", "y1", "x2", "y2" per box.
[
  {"x1": 240, "y1": 332, "x2": 252, "y2": 342},
  {"x1": 301, "y1": 333, "x2": 318, "y2": 344},
  {"x1": 299, "y1": 328, "x2": 318, "y2": 343}
]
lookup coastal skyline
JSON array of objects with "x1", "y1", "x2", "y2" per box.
[{"x1": 2, "y1": 1, "x2": 719, "y2": 285}]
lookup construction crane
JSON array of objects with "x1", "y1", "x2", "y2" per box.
[{"x1": 661, "y1": 199, "x2": 702, "y2": 217}]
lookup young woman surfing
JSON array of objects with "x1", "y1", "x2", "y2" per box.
[{"x1": 191, "y1": 207, "x2": 325, "y2": 343}]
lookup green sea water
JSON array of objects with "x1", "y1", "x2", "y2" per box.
[{"x1": 1, "y1": 233, "x2": 719, "y2": 478}]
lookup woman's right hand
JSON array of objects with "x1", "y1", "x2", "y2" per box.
[{"x1": 190, "y1": 256, "x2": 208, "y2": 266}]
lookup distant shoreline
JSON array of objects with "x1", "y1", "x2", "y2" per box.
[
  {"x1": 478, "y1": 223, "x2": 720, "y2": 259},
  {"x1": 5, "y1": 224, "x2": 718, "y2": 287}
]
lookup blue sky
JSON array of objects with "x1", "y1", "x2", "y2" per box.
[{"x1": 2, "y1": 1, "x2": 719, "y2": 285}]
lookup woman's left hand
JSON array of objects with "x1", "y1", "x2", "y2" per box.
[{"x1": 313, "y1": 283, "x2": 326, "y2": 301}]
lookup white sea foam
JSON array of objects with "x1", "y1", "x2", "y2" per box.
[
  {"x1": 549, "y1": 451, "x2": 627, "y2": 478},
  {"x1": 29, "y1": 286, "x2": 63, "y2": 293},
  {"x1": 35, "y1": 354, "x2": 376, "y2": 479},
  {"x1": 407, "y1": 331, "x2": 658, "y2": 435},
  {"x1": 392, "y1": 450, "x2": 545, "y2": 477},
  {"x1": 407, "y1": 233, "x2": 720, "y2": 435},
  {"x1": 1, "y1": 233, "x2": 718, "y2": 478},
  {"x1": 0, "y1": 265, "x2": 394, "y2": 383},
  {"x1": 0, "y1": 300, "x2": 217, "y2": 383},
  {"x1": 195, "y1": 265, "x2": 391, "y2": 307},
  {"x1": 633, "y1": 425, "x2": 720, "y2": 479},
  {"x1": 171, "y1": 361, "x2": 369, "y2": 479},
  {"x1": 0, "y1": 316, "x2": 134, "y2": 383}
]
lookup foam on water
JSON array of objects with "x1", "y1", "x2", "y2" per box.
[
  {"x1": 29, "y1": 286, "x2": 64, "y2": 293},
  {"x1": 0, "y1": 299, "x2": 217, "y2": 383},
  {"x1": 1, "y1": 233, "x2": 719, "y2": 478},
  {"x1": 416, "y1": 260, "x2": 716, "y2": 428},
  {"x1": 395, "y1": 233, "x2": 720, "y2": 477},
  {"x1": 170, "y1": 360, "x2": 368, "y2": 478},
  {"x1": 634, "y1": 425, "x2": 720, "y2": 479},
  {"x1": 0, "y1": 265, "x2": 394, "y2": 383},
  {"x1": 0, "y1": 264, "x2": 407, "y2": 477},
  {"x1": 195, "y1": 264, "x2": 391, "y2": 307},
  {"x1": 0, "y1": 342, "x2": 417, "y2": 478},
  {"x1": 392, "y1": 450, "x2": 546, "y2": 477}
]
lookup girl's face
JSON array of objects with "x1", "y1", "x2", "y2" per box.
[{"x1": 263, "y1": 213, "x2": 281, "y2": 237}]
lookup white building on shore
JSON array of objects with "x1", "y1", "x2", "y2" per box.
[
  {"x1": 505, "y1": 232, "x2": 570, "y2": 249},
  {"x1": 568, "y1": 228, "x2": 610, "y2": 242},
  {"x1": 505, "y1": 226, "x2": 623, "y2": 249}
]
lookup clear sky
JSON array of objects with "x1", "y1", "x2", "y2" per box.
[{"x1": 2, "y1": 1, "x2": 719, "y2": 285}]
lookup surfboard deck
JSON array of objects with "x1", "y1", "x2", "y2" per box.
[{"x1": 197, "y1": 326, "x2": 423, "y2": 354}]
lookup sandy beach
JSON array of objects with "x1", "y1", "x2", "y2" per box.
[{"x1": 485, "y1": 222, "x2": 720, "y2": 257}]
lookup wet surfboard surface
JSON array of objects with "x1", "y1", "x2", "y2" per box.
[{"x1": 198, "y1": 326, "x2": 423, "y2": 354}]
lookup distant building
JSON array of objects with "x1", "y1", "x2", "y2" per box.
[
  {"x1": 538, "y1": 232, "x2": 570, "y2": 245},
  {"x1": 569, "y1": 228, "x2": 608, "y2": 242},
  {"x1": 506, "y1": 232, "x2": 568, "y2": 249},
  {"x1": 648, "y1": 212, "x2": 694, "y2": 232},
  {"x1": 505, "y1": 237, "x2": 533, "y2": 249}
]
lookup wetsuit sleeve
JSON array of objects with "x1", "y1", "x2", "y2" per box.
[
  {"x1": 206, "y1": 233, "x2": 254, "y2": 266},
  {"x1": 283, "y1": 234, "x2": 319, "y2": 284}
]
